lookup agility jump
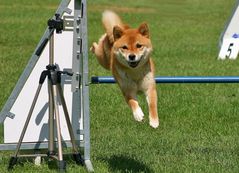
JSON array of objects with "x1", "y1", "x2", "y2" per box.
[
  {"x1": 0, "y1": 0, "x2": 238, "y2": 172},
  {"x1": 92, "y1": 76, "x2": 239, "y2": 84}
]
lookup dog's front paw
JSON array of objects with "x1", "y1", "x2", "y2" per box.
[
  {"x1": 133, "y1": 107, "x2": 144, "y2": 122},
  {"x1": 149, "y1": 117, "x2": 159, "y2": 128}
]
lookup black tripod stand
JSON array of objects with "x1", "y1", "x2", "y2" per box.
[{"x1": 8, "y1": 14, "x2": 83, "y2": 172}]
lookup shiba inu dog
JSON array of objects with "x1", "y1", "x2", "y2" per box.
[{"x1": 91, "y1": 10, "x2": 159, "y2": 128}]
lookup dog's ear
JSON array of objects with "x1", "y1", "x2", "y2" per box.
[
  {"x1": 138, "y1": 22, "x2": 149, "y2": 38},
  {"x1": 113, "y1": 26, "x2": 124, "y2": 41}
]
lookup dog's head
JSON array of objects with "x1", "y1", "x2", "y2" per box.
[{"x1": 113, "y1": 23, "x2": 152, "y2": 69}]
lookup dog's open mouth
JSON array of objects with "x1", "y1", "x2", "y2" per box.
[{"x1": 128, "y1": 60, "x2": 140, "y2": 68}]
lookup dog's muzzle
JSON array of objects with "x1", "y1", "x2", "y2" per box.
[
  {"x1": 127, "y1": 54, "x2": 141, "y2": 68},
  {"x1": 128, "y1": 60, "x2": 140, "y2": 68}
]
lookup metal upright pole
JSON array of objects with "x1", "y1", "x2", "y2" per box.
[
  {"x1": 49, "y1": 34, "x2": 54, "y2": 65},
  {"x1": 80, "y1": 0, "x2": 94, "y2": 171},
  {"x1": 48, "y1": 34, "x2": 55, "y2": 155}
]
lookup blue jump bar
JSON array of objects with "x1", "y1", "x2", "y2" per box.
[{"x1": 91, "y1": 76, "x2": 239, "y2": 84}]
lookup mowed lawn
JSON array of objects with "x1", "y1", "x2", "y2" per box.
[{"x1": 1, "y1": 0, "x2": 239, "y2": 172}]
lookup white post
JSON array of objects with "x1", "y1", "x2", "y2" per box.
[{"x1": 218, "y1": 0, "x2": 239, "y2": 60}]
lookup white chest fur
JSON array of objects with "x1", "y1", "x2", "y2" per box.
[{"x1": 115, "y1": 63, "x2": 154, "y2": 92}]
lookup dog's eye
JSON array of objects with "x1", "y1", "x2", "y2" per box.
[
  {"x1": 136, "y1": 43, "x2": 142, "y2": 48},
  {"x1": 122, "y1": 45, "x2": 128, "y2": 50}
]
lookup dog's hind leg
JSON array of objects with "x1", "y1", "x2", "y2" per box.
[
  {"x1": 145, "y1": 85, "x2": 159, "y2": 128},
  {"x1": 90, "y1": 34, "x2": 111, "y2": 70}
]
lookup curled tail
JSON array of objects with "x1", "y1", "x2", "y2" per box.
[
  {"x1": 90, "y1": 11, "x2": 126, "y2": 70},
  {"x1": 102, "y1": 10, "x2": 124, "y2": 43}
]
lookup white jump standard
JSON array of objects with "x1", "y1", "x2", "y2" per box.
[
  {"x1": 218, "y1": 0, "x2": 239, "y2": 59},
  {"x1": 0, "y1": 0, "x2": 93, "y2": 172}
]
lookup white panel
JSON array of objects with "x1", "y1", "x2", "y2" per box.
[
  {"x1": 219, "y1": 3, "x2": 239, "y2": 59},
  {"x1": 223, "y1": 5, "x2": 239, "y2": 39},
  {"x1": 218, "y1": 38, "x2": 239, "y2": 60},
  {"x1": 3, "y1": 0, "x2": 81, "y2": 143}
]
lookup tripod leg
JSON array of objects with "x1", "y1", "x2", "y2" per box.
[
  {"x1": 48, "y1": 80, "x2": 55, "y2": 156},
  {"x1": 52, "y1": 85, "x2": 66, "y2": 172},
  {"x1": 56, "y1": 84, "x2": 84, "y2": 165},
  {"x1": 8, "y1": 84, "x2": 43, "y2": 170}
]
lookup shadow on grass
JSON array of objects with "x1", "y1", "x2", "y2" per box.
[{"x1": 101, "y1": 155, "x2": 154, "y2": 173}]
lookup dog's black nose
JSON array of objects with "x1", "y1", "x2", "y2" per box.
[{"x1": 128, "y1": 54, "x2": 136, "y2": 61}]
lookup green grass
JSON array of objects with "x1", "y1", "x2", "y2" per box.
[{"x1": 1, "y1": 0, "x2": 239, "y2": 172}]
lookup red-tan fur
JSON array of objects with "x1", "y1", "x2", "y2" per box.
[{"x1": 91, "y1": 10, "x2": 159, "y2": 128}]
